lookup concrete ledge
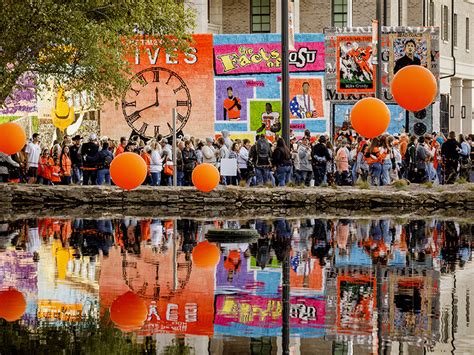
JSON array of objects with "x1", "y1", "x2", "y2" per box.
[{"x1": 0, "y1": 183, "x2": 473, "y2": 219}]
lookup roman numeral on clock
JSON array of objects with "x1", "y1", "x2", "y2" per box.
[
  {"x1": 176, "y1": 100, "x2": 189, "y2": 107},
  {"x1": 173, "y1": 85, "x2": 185, "y2": 94},
  {"x1": 129, "y1": 87, "x2": 140, "y2": 96},
  {"x1": 177, "y1": 112, "x2": 186, "y2": 122},
  {"x1": 138, "y1": 122, "x2": 148, "y2": 136},
  {"x1": 126, "y1": 111, "x2": 141, "y2": 124},
  {"x1": 153, "y1": 70, "x2": 160, "y2": 82},
  {"x1": 122, "y1": 100, "x2": 136, "y2": 108},
  {"x1": 137, "y1": 73, "x2": 148, "y2": 86}
]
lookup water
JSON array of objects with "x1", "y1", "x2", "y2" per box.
[{"x1": 0, "y1": 216, "x2": 472, "y2": 354}]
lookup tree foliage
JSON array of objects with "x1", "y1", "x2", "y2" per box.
[{"x1": 0, "y1": 0, "x2": 195, "y2": 107}]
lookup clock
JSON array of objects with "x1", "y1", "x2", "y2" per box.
[{"x1": 121, "y1": 67, "x2": 192, "y2": 140}]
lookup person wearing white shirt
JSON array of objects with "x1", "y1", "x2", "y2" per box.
[
  {"x1": 25, "y1": 133, "x2": 41, "y2": 184},
  {"x1": 202, "y1": 137, "x2": 217, "y2": 166},
  {"x1": 150, "y1": 141, "x2": 163, "y2": 186}
]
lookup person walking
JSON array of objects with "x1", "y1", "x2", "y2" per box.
[
  {"x1": 272, "y1": 138, "x2": 292, "y2": 186},
  {"x1": 311, "y1": 136, "x2": 330, "y2": 186}
]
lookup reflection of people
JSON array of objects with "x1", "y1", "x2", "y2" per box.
[
  {"x1": 290, "y1": 82, "x2": 317, "y2": 118},
  {"x1": 394, "y1": 39, "x2": 421, "y2": 74},
  {"x1": 223, "y1": 86, "x2": 241, "y2": 121},
  {"x1": 257, "y1": 103, "x2": 280, "y2": 139}
]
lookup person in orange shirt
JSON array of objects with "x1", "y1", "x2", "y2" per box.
[
  {"x1": 38, "y1": 149, "x2": 53, "y2": 185},
  {"x1": 51, "y1": 158, "x2": 62, "y2": 185},
  {"x1": 140, "y1": 147, "x2": 152, "y2": 185},
  {"x1": 115, "y1": 137, "x2": 127, "y2": 156},
  {"x1": 59, "y1": 146, "x2": 72, "y2": 185},
  {"x1": 223, "y1": 86, "x2": 241, "y2": 121},
  {"x1": 399, "y1": 133, "x2": 408, "y2": 160}
]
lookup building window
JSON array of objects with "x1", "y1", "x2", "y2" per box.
[
  {"x1": 467, "y1": 18, "x2": 470, "y2": 50},
  {"x1": 398, "y1": 0, "x2": 403, "y2": 26},
  {"x1": 442, "y1": 5, "x2": 449, "y2": 41},
  {"x1": 429, "y1": 1, "x2": 434, "y2": 26},
  {"x1": 251, "y1": 0, "x2": 270, "y2": 33},
  {"x1": 332, "y1": 0, "x2": 348, "y2": 28},
  {"x1": 454, "y1": 14, "x2": 457, "y2": 46}
]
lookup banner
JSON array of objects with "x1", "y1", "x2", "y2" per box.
[{"x1": 325, "y1": 26, "x2": 440, "y2": 103}]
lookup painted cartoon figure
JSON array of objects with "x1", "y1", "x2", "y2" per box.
[
  {"x1": 290, "y1": 82, "x2": 317, "y2": 119},
  {"x1": 223, "y1": 86, "x2": 242, "y2": 121}
]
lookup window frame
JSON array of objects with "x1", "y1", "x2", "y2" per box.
[
  {"x1": 332, "y1": 0, "x2": 348, "y2": 28},
  {"x1": 467, "y1": 17, "x2": 470, "y2": 51},
  {"x1": 453, "y1": 13, "x2": 457, "y2": 47},
  {"x1": 250, "y1": 0, "x2": 271, "y2": 33},
  {"x1": 442, "y1": 5, "x2": 449, "y2": 42}
]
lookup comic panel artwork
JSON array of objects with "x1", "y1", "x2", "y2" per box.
[{"x1": 336, "y1": 36, "x2": 374, "y2": 93}]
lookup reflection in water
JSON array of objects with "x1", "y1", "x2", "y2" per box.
[{"x1": 0, "y1": 217, "x2": 472, "y2": 354}]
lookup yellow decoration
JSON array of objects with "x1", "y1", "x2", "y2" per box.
[{"x1": 51, "y1": 87, "x2": 74, "y2": 132}]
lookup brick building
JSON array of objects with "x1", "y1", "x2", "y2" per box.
[{"x1": 188, "y1": 0, "x2": 474, "y2": 134}]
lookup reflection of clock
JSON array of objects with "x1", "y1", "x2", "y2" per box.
[{"x1": 121, "y1": 67, "x2": 192, "y2": 140}]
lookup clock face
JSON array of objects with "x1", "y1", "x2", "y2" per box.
[{"x1": 121, "y1": 67, "x2": 192, "y2": 140}]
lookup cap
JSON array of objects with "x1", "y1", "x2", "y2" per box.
[
  {"x1": 319, "y1": 135, "x2": 327, "y2": 143},
  {"x1": 89, "y1": 133, "x2": 97, "y2": 141},
  {"x1": 160, "y1": 138, "x2": 168, "y2": 144},
  {"x1": 206, "y1": 137, "x2": 214, "y2": 143},
  {"x1": 100, "y1": 135, "x2": 109, "y2": 142}
]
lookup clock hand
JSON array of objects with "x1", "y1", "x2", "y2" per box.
[{"x1": 154, "y1": 87, "x2": 159, "y2": 107}]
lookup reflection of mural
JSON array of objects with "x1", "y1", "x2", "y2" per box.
[
  {"x1": 337, "y1": 275, "x2": 376, "y2": 334},
  {"x1": 336, "y1": 36, "x2": 374, "y2": 93}
]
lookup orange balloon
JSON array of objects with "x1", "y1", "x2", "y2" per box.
[
  {"x1": 110, "y1": 152, "x2": 147, "y2": 190},
  {"x1": 192, "y1": 163, "x2": 220, "y2": 192},
  {"x1": 192, "y1": 241, "x2": 221, "y2": 268},
  {"x1": 110, "y1": 291, "x2": 147, "y2": 332},
  {"x1": 0, "y1": 288, "x2": 26, "y2": 322},
  {"x1": 0, "y1": 122, "x2": 26, "y2": 155},
  {"x1": 391, "y1": 65, "x2": 437, "y2": 111},
  {"x1": 350, "y1": 98, "x2": 391, "y2": 139}
]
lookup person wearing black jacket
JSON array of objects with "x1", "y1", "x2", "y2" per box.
[
  {"x1": 311, "y1": 136, "x2": 331, "y2": 186},
  {"x1": 272, "y1": 138, "x2": 292, "y2": 186},
  {"x1": 69, "y1": 135, "x2": 82, "y2": 184},
  {"x1": 441, "y1": 131, "x2": 461, "y2": 184},
  {"x1": 97, "y1": 142, "x2": 114, "y2": 185},
  {"x1": 182, "y1": 140, "x2": 197, "y2": 186},
  {"x1": 80, "y1": 133, "x2": 100, "y2": 185}
]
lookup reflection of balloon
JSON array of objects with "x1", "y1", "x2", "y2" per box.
[
  {"x1": 391, "y1": 65, "x2": 437, "y2": 111},
  {"x1": 192, "y1": 241, "x2": 220, "y2": 268},
  {"x1": 110, "y1": 152, "x2": 147, "y2": 190},
  {"x1": 110, "y1": 291, "x2": 147, "y2": 332},
  {"x1": 191, "y1": 163, "x2": 220, "y2": 193},
  {"x1": 0, "y1": 122, "x2": 26, "y2": 155},
  {"x1": 51, "y1": 87, "x2": 75, "y2": 132},
  {"x1": 350, "y1": 98, "x2": 390, "y2": 139},
  {"x1": 0, "y1": 288, "x2": 26, "y2": 322}
]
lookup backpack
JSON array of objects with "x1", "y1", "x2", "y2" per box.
[
  {"x1": 256, "y1": 139, "x2": 270, "y2": 161},
  {"x1": 104, "y1": 154, "x2": 113, "y2": 168}
]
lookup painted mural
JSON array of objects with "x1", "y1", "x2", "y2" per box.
[{"x1": 213, "y1": 34, "x2": 326, "y2": 141}]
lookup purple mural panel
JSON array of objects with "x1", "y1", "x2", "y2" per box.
[
  {"x1": 0, "y1": 72, "x2": 37, "y2": 115},
  {"x1": 215, "y1": 79, "x2": 255, "y2": 122}
]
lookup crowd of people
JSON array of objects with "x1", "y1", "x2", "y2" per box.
[{"x1": 0, "y1": 126, "x2": 472, "y2": 187}]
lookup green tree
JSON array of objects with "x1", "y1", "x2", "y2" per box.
[{"x1": 0, "y1": 0, "x2": 195, "y2": 106}]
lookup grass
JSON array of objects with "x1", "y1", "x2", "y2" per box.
[
  {"x1": 355, "y1": 179, "x2": 370, "y2": 190},
  {"x1": 392, "y1": 180, "x2": 409, "y2": 190},
  {"x1": 422, "y1": 181, "x2": 433, "y2": 189},
  {"x1": 319, "y1": 182, "x2": 328, "y2": 188},
  {"x1": 456, "y1": 177, "x2": 468, "y2": 184},
  {"x1": 468, "y1": 185, "x2": 474, "y2": 192}
]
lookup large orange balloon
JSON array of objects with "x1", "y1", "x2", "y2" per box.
[
  {"x1": 0, "y1": 122, "x2": 26, "y2": 155},
  {"x1": 192, "y1": 241, "x2": 221, "y2": 268},
  {"x1": 391, "y1": 65, "x2": 437, "y2": 111},
  {"x1": 350, "y1": 98, "x2": 391, "y2": 139},
  {"x1": 110, "y1": 152, "x2": 147, "y2": 190},
  {"x1": 110, "y1": 291, "x2": 147, "y2": 332},
  {"x1": 192, "y1": 163, "x2": 220, "y2": 192},
  {"x1": 0, "y1": 288, "x2": 26, "y2": 322}
]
